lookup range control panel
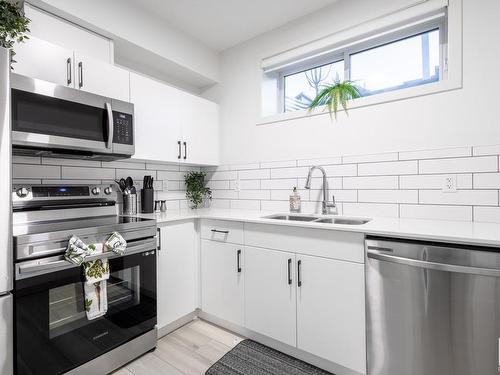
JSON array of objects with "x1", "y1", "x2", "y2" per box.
[
  {"x1": 113, "y1": 111, "x2": 133, "y2": 145},
  {"x1": 12, "y1": 184, "x2": 116, "y2": 202}
]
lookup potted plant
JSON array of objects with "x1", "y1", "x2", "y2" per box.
[
  {"x1": 184, "y1": 171, "x2": 212, "y2": 209},
  {"x1": 308, "y1": 80, "x2": 361, "y2": 120},
  {"x1": 0, "y1": 0, "x2": 30, "y2": 67}
]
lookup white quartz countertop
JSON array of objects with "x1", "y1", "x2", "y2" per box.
[{"x1": 131, "y1": 208, "x2": 500, "y2": 248}]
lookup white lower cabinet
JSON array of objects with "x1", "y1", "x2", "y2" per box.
[
  {"x1": 201, "y1": 240, "x2": 244, "y2": 326},
  {"x1": 157, "y1": 221, "x2": 197, "y2": 329},
  {"x1": 244, "y1": 246, "x2": 297, "y2": 346},
  {"x1": 296, "y1": 254, "x2": 366, "y2": 374}
]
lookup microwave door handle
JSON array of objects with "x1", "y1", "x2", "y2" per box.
[{"x1": 105, "y1": 102, "x2": 113, "y2": 150}]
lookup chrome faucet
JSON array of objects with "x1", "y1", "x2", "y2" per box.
[{"x1": 304, "y1": 165, "x2": 337, "y2": 215}]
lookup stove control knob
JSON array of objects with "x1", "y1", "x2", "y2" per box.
[
  {"x1": 104, "y1": 187, "x2": 113, "y2": 195},
  {"x1": 16, "y1": 187, "x2": 29, "y2": 198},
  {"x1": 91, "y1": 187, "x2": 101, "y2": 195}
]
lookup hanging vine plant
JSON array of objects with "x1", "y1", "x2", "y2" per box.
[
  {"x1": 0, "y1": 0, "x2": 30, "y2": 67},
  {"x1": 308, "y1": 80, "x2": 361, "y2": 120}
]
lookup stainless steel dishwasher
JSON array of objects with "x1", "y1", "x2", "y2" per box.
[{"x1": 365, "y1": 237, "x2": 500, "y2": 375}]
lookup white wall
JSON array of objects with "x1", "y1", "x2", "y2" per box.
[
  {"x1": 28, "y1": 0, "x2": 220, "y2": 88},
  {"x1": 214, "y1": 0, "x2": 500, "y2": 164}
]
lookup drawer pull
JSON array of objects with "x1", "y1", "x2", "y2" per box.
[
  {"x1": 237, "y1": 249, "x2": 242, "y2": 273},
  {"x1": 287, "y1": 258, "x2": 292, "y2": 285},
  {"x1": 211, "y1": 229, "x2": 229, "y2": 234},
  {"x1": 297, "y1": 260, "x2": 302, "y2": 287}
]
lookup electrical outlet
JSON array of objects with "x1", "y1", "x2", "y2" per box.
[
  {"x1": 233, "y1": 178, "x2": 241, "y2": 192},
  {"x1": 442, "y1": 175, "x2": 457, "y2": 193}
]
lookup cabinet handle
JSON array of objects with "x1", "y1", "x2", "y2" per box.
[
  {"x1": 287, "y1": 258, "x2": 292, "y2": 285},
  {"x1": 237, "y1": 249, "x2": 242, "y2": 273},
  {"x1": 177, "y1": 141, "x2": 181, "y2": 159},
  {"x1": 183, "y1": 141, "x2": 187, "y2": 160},
  {"x1": 66, "y1": 57, "x2": 72, "y2": 85},
  {"x1": 156, "y1": 228, "x2": 161, "y2": 251},
  {"x1": 297, "y1": 260, "x2": 302, "y2": 287},
  {"x1": 78, "y1": 61, "x2": 83, "y2": 88},
  {"x1": 211, "y1": 229, "x2": 229, "y2": 234}
]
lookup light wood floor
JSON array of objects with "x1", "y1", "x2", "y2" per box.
[{"x1": 112, "y1": 319, "x2": 244, "y2": 375}]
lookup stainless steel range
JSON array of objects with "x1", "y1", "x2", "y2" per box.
[{"x1": 12, "y1": 183, "x2": 158, "y2": 375}]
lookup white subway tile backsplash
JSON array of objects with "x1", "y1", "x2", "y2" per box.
[
  {"x1": 473, "y1": 207, "x2": 500, "y2": 223},
  {"x1": 230, "y1": 200, "x2": 261, "y2": 210},
  {"x1": 209, "y1": 199, "x2": 231, "y2": 209},
  {"x1": 419, "y1": 190, "x2": 498, "y2": 206},
  {"x1": 208, "y1": 180, "x2": 230, "y2": 190},
  {"x1": 473, "y1": 144, "x2": 500, "y2": 156},
  {"x1": 61, "y1": 166, "x2": 113, "y2": 180},
  {"x1": 343, "y1": 203, "x2": 399, "y2": 218},
  {"x1": 399, "y1": 147, "x2": 471, "y2": 160},
  {"x1": 400, "y1": 174, "x2": 472, "y2": 189},
  {"x1": 343, "y1": 176, "x2": 398, "y2": 190},
  {"x1": 115, "y1": 169, "x2": 156, "y2": 181},
  {"x1": 157, "y1": 170, "x2": 186, "y2": 181},
  {"x1": 473, "y1": 173, "x2": 500, "y2": 189},
  {"x1": 231, "y1": 179, "x2": 260, "y2": 190},
  {"x1": 419, "y1": 156, "x2": 497, "y2": 174},
  {"x1": 271, "y1": 189, "x2": 309, "y2": 201},
  {"x1": 358, "y1": 160, "x2": 418, "y2": 176},
  {"x1": 271, "y1": 167, "x2": 310, "y2": 179},
  {"x1": 145, "y1": 163, "x2": 180, "y2": 171},
  {"x1": 260, "y1": 160, "x2": 297, "y2": 169},
  {"x1": 42, "y1": 157, "x2": 101, "y2": 167},
  {"x1": 239, "y1": 190, "x2": 271, "y2": 200},
  {"x1": 400, "y1": 205, "x2": 473, "y2": 221},
  {"x1": 261, "y1": 200, "x2": 289, "y2": 212},
  {"x1": 297, "y1": 157, "x2": 342, "y2": 166},
  {"x1": 13, "y1": 156, "x2": 41, "y2": 164},
  {"x1": 310, "y1": 189, "x2": 356, "y2": 203},
  {"x1": 231, "y1": 163, "x2": 260, "y2": 170},
  {"x1": 103, "y1": 160, "x2": 145, "y2": 170},
  {"x1": 261, "y1": 179, "x2": 298, "y2": 190},
  {"x1": 238, "y1": 169, "x2": 270, "y2": 180},
  {"x1": 323, "y1": 164, "x2": 358, "y2": 177},
  {"x1": 358, "y1": 190, "x2": 418, "y2": 204},
  {"x1": 206, "y1": 170, "x2": 238, "y2": 181},
  {"x1": 211, "y1": 190, "x2": 238, "y2": 199},
  {"x1": 13, "y1": 164, "x2": 60, "y2": 179},
  {"x1": 342, "y1": 152, "x2": 398, "y2": 164}
]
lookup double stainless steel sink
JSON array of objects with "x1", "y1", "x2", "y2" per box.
[{"x1": 262, "y1": 214, "x2": 371, "y2": 225}]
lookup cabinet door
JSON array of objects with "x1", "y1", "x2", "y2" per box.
[
  {"x1": 74, "y1": 53, "x2": 130, "y2": 101},
  {"x1": 245, "y1": 247, "x2": 296, "y2": 346},
  {"x1": 201, "y1": 240, "x2": 244, "y2": 326},
  {"x1": 180, "y1": 92, "x2": 219, "y2": 165},
  {"x1": 12, "y1": 36, "x2": 74, "y2": 87},
  {"x1": 130, "y1": 72, "x2": 182, "y2": 162},
  {"x1": 157, "y1": 221, "x2": 197, "y2": 329},
  {"x1": 297, "y1": 255, "x2": 366, "y2": 374}
]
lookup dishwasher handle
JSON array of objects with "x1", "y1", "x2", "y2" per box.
[{"x1": 367, "y1": 251, "x2": 500, "y2": 277}]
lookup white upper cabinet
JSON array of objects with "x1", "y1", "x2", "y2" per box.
[
  {"x1": 296, "y1": 254, "x2": 366, "y2": 374},
  {"x1": 179, "y1": 91, "x2": 220, "y2": 165},
  {"x1": 13, "y1": 36, "x2": 74, "y2": 87},
  {"x1": 74, "y1": 53, "x2": 130, "y2": 101},
  {"x1": 13, "y1": 37, "x2": 129, "y2": 101},
  {"x1": 129, "y1": 72, "x2": 182, "y2": 162},
  {"x1": 130, "y1": 73, "x2": 220, "y2": 165}
]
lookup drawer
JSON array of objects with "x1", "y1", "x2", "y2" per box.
[
  {"x1": 201, "y1": 219, "x2": 244, "y2": 244},
  {"x1": 244, "y1": 223, "x2": 364, "y2": 263}
]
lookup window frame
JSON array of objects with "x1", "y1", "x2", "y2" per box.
[{"x1": 277, "y1": 16, "x2": 447, "y2": 114}]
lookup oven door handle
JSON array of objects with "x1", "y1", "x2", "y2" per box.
[
  {"x1": 17, "y1": 238, "x2": 157, "y2": 278},
  {"x1": 367, "y1": 251, "x2": 500, "y2": 277},
  {"x1": 105, "y1": 102, "x2": 113, "y2": 150}
]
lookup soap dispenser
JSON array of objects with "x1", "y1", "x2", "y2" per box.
[{"x1": 289, "y1": 187, "x2": 301, "y2": 213}]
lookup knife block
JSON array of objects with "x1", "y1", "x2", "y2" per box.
[{"x1": 141, "y1": 189, "x2": 154, "y2": 213}]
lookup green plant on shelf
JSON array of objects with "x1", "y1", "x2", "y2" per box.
[{"x1": 308, "y1": 80, "x2": 361, "y2": 120}]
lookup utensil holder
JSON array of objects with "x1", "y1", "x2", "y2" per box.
[
  {"x1": 141, "y1": 189, "x2": 154, "y2": 213},
  {"x1": 123, "y1": 193, "x2": 137, "y2": 215}
]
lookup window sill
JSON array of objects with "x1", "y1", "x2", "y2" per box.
[{"x1": 257, "y1": 79, "x2": 462, "y2": 126}]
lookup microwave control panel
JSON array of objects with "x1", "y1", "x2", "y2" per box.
[{"x1": 113, "y1": 111, "x2": 133, "y2": 145}]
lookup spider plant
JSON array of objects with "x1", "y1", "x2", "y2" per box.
[{"x1": 308, "y1": 80, "x2": 361, "y2": 120}]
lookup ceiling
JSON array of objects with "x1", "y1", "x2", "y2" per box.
[{"x1": 131, "y1": 0, "x2": 339, "y2": 51}]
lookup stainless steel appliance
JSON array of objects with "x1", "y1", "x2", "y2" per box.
[
  {"x1": 0, "y1": 47, "x2": 13, "y2": 375},
  {"x1": 366, "y1": 237, "x2": 500, "y2": 375},
  {"x1": 10, "y1": 73, "x2": 134, "y2": 161},
  {"x1": 13, "y1": 183, "x2": 157, "y2": 375}
]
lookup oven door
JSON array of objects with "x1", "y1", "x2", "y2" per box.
[{"x1": 14, "y1": 250, "x2": 156, "y2": 375}]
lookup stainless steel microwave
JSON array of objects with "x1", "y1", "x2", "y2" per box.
[{"x1": 10, "y1": 74, "x2": 134, "y2": 161}]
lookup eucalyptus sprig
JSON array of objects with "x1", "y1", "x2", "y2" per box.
[
  {"x1": 185, "y1": 171, "x2": 212, "y2": 209},
  {"x1": 308, "y1": 80, "x2": 361, "y2": 120},
  {"x1": 0, "y1": 0, "x2": 30, "y2": 67}
]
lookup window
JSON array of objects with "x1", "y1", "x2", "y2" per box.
[{"x1": 279, "y1": 21, "x2": 445, "y2": 113}]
